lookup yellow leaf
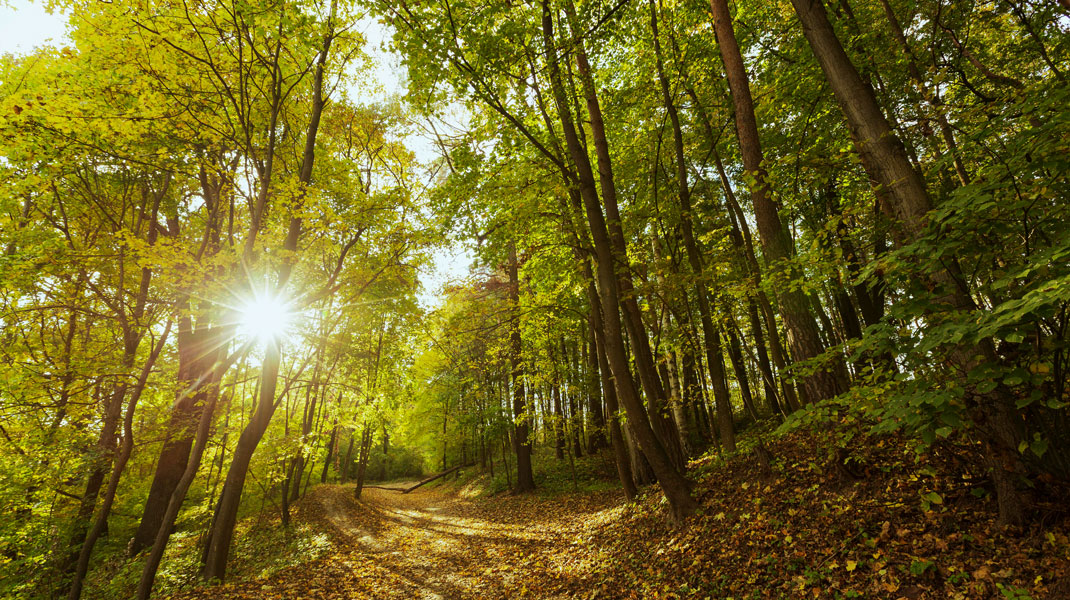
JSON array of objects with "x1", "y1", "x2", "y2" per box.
[{"x1": 846, "y1": 560, "x2": 857, "y2": 572}]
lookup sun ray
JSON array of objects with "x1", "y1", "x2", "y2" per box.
[{"x1": 233, "y1": 288, "x2": 297, "y2": 348}]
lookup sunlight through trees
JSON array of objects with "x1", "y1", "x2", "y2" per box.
[{"x1": 0, "y1": 0, "x2": 1067, "y2": 597}]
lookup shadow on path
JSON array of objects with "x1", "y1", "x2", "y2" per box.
[{"x1": 170, "y1": 482, "x2": 624, "y2": 599}]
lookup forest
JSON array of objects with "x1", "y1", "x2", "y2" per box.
[{"x1": 0, "y1": 0, "x2": 1067, "y2": 598}]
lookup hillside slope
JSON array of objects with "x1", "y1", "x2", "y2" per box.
[{"x1": 164, "y1": 429, "x2": 1069, "y2": 599}]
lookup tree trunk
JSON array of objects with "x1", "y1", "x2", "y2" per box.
[
  {"x1": 354, "y1": 426, "x2": 373, "y2": 499},
  {"x1": 320, "y1": 420, "x2": 338, "y2": 483},
  {"x1": 563, "y1": 1, "x2": 684, "y2": 471},
  {"x1": 129, "y1": 323, "x2": 221, "y2": 556},
  {"x1": 680, "y1": 346, "x2": 712, "y2": 440},
  {"x1": 507, "y1": 242, "x2": 536, "y2": 492},
  {"x1": 135, "y1": 363, "x2": 222, "y2": 600},
  {"x1": 686, "y1": 78, "x2": 799, "y2": 417},
  {"x1": 556, "y1": 374, "x2": 564, "y2": 457},
  {"x1": 68, "y1": 322, "x2": 172, "y2": 600},
  {"x1": 543, "y1": 0, "x2": 696, "y2": 521},
  {"x1": 290, "y1": 371, "x2": 321, "y2": 502},
  {"x1": 587, "y1": 277, "x2": 638, "y2": 500},
  {"x1": 200, "y1": 26, "x2": 335, "y2": 579},
  {"x1": 566, "y1": 340, "x2": 584, "y2": 457},
  {"x1": 789, "y1": 0, "x2": 1026, "y2": 525},
  {"x1": 710, "y1": 0, "x2": 844, "y2": 405},
  {"x1": 650, "y1": 0, "x2": 734, "y2": 456},
  {"x1": 586, "y1": 331, "x2": 608, "y2": 451},
  {"x1": 339, "y1": 430, "x2": 355, "y2": 484},
  {"x1": 726, "y1": 325, "x2": 759, "y2": 421},
  {"x1": 202, "y1": 345, "x2": 282, "y2": 581}
]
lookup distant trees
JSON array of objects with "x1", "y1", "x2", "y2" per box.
[
  {"x1": 382, "y1": 0, "x2": 1069, "y2": 527},
  {"x1": 0, "y1": 0, "x2": 1067, "y2": 596}
]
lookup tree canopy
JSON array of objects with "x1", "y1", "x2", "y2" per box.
[{"x1": 0, "y1": 0, "x2": 1067, "y2": 597}]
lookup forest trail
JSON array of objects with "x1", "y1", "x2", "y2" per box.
[{"x1": 170, "y1": 483, "x2": 624, "y2": 599}]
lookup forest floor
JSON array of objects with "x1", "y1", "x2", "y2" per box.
[
  {"x1": 165, "y1": 428, "x2": 1070, "y2": 600},
  {"x1": 167, "y1": 481, "x2": 624, "y2": 599}
]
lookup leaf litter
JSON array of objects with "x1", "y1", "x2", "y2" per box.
[{"x1": 167, "y1": 429, "x2": 1070, "y2": 599}]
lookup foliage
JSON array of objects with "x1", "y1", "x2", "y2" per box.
[{"x1": 0, "y1": 0, "x2": 1068, "y2": 595}]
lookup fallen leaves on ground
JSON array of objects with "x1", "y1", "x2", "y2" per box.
[{"x1": 167, "y1": 430, "x2": 1070, "y2": 599}]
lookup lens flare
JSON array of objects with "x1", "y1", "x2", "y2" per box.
[{"x1": 236, "y1": 292, "x2": 294, "y2": 347}]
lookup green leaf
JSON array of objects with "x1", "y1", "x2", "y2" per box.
[
  {"x1": 920, "y1": 429, "x2": 935, "y2": 445},
  {"x1": 921, "y1": 492, "x2": 943, "y2": 505}
]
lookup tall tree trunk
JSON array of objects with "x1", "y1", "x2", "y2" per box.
[
  {"x1": 710, "y1": 0, "x2": 844, "y2": 405},
  {"x1": 202, "y1": 346, "x2": 282, "y2": 580},
  {"x1": 586, "y1": 331, "x2": 608, "y2": 452},
  {"x1": 789, "y1": 0, "x2": 1026, "y2": 525},
  {"x1": 353, "y1": 426, "x2": 373, "y2": 499},
  {"x1": 290, "y1": 371, "x2": 320, "y2": 501},
  {"x1": 680, "y1": 345, "x2": 712, "y2": 440},
  {"x1": 649, "y1": 233, "x2": 696, "y2": 456},
  {"x1": 649, "y1": 0, "x2": 735, "y2": 456},
  {"x1": 507, "y1": 242, "x2": 536, "y2": 492},
  {"x1": 587, "y1": 277, "x2": 638, "y2": 500},
  {"x1": 552, "y1": 371, "x2": 566, "y2": 460},
  {"x1": 320, "y1": 419, "x2": 338, "y2": 483},
  {"x1": 129, "y1": 323, "x2": 221, "y2": 556},
  {"x1": 339, "y1": 430, "x2": 355, "y2": 484},
  {"x1": 542, "y1": 0, "x2": 696, "y2": 521},
  {"x1": 68, "y1": 322, "x2": 172, "y2": 600},
  {"x1": 564, "y1": 1, "x2": 684, "y2": 470},
  {"x1": 135, "y1": 360, "x2": 224, "y2": 600},
  {"x1": 201, "y1": 25, "x2": 335, "y2": 579},
  {"x1": 566, "y1": 340, "x2": 584, "y2": 457},
  {"x1": 130, "y1": 171, "x2": 221, "y2": 557},
  {"x1": 280, "y1": 460, "x2": 294, "y2": 528},
  {"x1": 683, "y1": 80, "x2": 798, "y2": 416},
  {"x1": 726, "y1": 325, "x2": 759, "y2": 421},
  {"x1": 746, "y1": 299, "x2": 782, "y2": 416}
]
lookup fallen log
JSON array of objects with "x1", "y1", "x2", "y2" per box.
[{"x1": 362, "y1": 463, "x2": 471, "y2": 494}]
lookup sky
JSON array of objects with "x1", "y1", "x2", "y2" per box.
[
  {"x1": 0, "y1": 0, "x2": 473, "y2": 308},
  {"x1": 0, "y1": 1, "x2": 69, "y2": 52}
]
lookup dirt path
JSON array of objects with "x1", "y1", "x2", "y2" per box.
[{"x1": 173, "y1": 483, "x2": 624, "y2": 599}]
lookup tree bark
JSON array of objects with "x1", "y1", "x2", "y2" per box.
[
  {"x1": 68, "y1": 322, "x2": 172, "y2": 600},
  {"x1": 321, "y1": 420, "x2": 337, "y2": 484},
  {"x1": 340, "y1": 429, "x2": 355, "y2": 483},
  {"x1": 710, "y1": 0, "x2": 844, "y2": 405},
  {"x1": 685, "y1": 68, "x2": 799, "y2": 416},
  {"x1": 586, "y1": 273, "x2": 638, "y2": 500},
  {"x1": 542, "y1": 0, "x2": 697, "y2": 521},
  {"x1": 650, "y1": 0, "x2": 736, "y2": 454},
  {"x1": 353, "y1": 426, "x2": 373, "y2": 498},
  {"x1": 565, "y1": 340, "x2": 584, "y2": 457},
  {"x1": 130, "y1": 311, "x2": 223, "y2": 556},
  {"x1": 202, "y1": 345, "x2": 283, "y2": 580},
  {"x1": 552, "y1": 372, "x2": 566, "y2": 460},
  {"x1": 507, "y1": 242, "x2": 536, "y2": 492},
  {"x1": 563, "y1": 1, "x2": 684, "y2": 470},
  {"x1": 726, "y1": 325, "x2": 759, "y2": 421},
  {"x1": 789, "y1": 0, "x2": 1026, "y2": 525},
  {"x1": 200, "y1": 24, "x2": 336, "y2": 579},
  {"x1": 135, "y1": 359, "x2": 223, "y2": 600},
  {"x1": 585, "y1": 331, "x2": 608, "y2": 451},
  {"x1": 290, "y1": 367, "x2": 322, "y2": 501}
]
